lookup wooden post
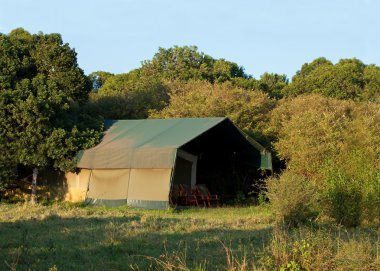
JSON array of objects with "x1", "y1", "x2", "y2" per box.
[{"x1": 31, "y1": 168, "x2": 38, "y2": 204}]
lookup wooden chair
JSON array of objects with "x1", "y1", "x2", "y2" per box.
[
  {"x1": 194, "y1": 184, "x2": 219, "y2": 207},
  {"x1": 179, "y1": 184, "x2": 200, "y2": 207}
]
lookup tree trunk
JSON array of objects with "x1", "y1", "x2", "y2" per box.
[{"x1": 30, "y1": 168, "x2": 38, "y2": 205}]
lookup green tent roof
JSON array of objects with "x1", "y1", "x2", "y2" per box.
[{"x1": 77, "y1": 117, "x2": 271, "y2": 169}]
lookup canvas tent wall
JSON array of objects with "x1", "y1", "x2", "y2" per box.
[{"x1": 66, "y1": 117, "x2": 272, "y2": 209}]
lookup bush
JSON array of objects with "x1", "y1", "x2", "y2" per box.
[
  {"x1": 268, "y1": 95, "x2": 380, "y2": 226},
  {"x1": 321, "y1": 154, "x2": 380, "y2": 226},
  {"x1": 324, "y1": 180, "x2": 363, "y2": 227},
  {"x1": 267, "y1": 172, "x2": 317, "y2": 227}
]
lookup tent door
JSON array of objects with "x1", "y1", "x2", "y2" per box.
[{"x1": 172, "y1": 149, "x2": 198, "y2": 187}]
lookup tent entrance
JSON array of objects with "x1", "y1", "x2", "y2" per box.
[
  {"x1": 173, "y1": 119, "x2": 269, "y2": 203},
  {"x1": 195, "y1": 150, "x2": 264, "y2": 202},
  {"x1": 171, "y1": 149, "x2": 197, "y2": 187},
  {"x1": 171, "y1": 149, "x2": 264, "y2": 205}
]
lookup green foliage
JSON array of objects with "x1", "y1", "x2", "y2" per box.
[
  {"x1": 268, "y1": 94, "x2": 380, "y2": 226},
  {"x1": 0, "y1": 28, "x2": 101, "y2": 185},
  {"x1": 279, "y1": 260, "x2": 301, "y2": 271},
  {"x1": 293, "y1": 57, "x2": 333, "y2": 79},
  {"x1": 87, "y1": 69, "x2": 169, "y2": 119},
  {"x1": 141, "y1": 46, "x2": 211, "y2": 81},
  {"x1": 322, "y1": 163, "x2": 364, "y2": 227},
  {"x1": 256, "y1": 72, "x2": 289, "y2": 99},
  {"x1": 257, "y1": 192, "x2": 267, "y2": 206},
  {"x1": 88, "y1": 71, "x2": 114, "y2": 91},
  {"x1": 268, "y1": 95, "x2": 349, "y2": 176},
  {"x1": 283, "y1": 57, "x2": 380, "y2": 101},
  {"x1": 140, "y1": 45, "x2": 247, "y2": 83},
  {"x1": 267, "y1": 172, "x2": 317, "y2": 227},
  {"x1": 212, "y1": 58, "x2": 246, "y2": 83},
  {"x1": 0, "y1": 136, "x2": 17, "y2": 185},
  {"x1": 321, "y1": 151, "x2": 380, "y2": 226},
  {"x1": 362, "y1": 64, "x2": 380, "y2": 102}
]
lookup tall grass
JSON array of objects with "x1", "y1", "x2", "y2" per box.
[{"x1": 0, "y1": 203, "x2": 379, "y2": 270}]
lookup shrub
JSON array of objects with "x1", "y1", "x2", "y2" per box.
[
  {"x1": 267, "y1": 172, "x2": 317, "y2": 227},
  {"x1": 321, "y1": 153, "x2": 380, "y2": 226},
  {"x1": 268, "y1": 95, "x2": 380, "y2": 226},
  {"x1": 323, "y1": 178, "x2": 363, "y2": 227}
]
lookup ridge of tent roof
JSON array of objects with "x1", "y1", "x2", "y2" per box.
[{"x1": 104, "y1": 117, "x2": 227, "y2": 130}]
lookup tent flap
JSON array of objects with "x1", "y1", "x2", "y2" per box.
[
  {"x1": 86, "y1": 169, "x2": 130, "y2": 200},
  {"x1": 127, "y1": 169, "x2": 172, "y2": 201}
]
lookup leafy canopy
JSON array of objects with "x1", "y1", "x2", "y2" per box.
[
  {"x1": 0, "y1": 28, "x2": 101, "y2": 184},
  {"x1": 283, "y1": 58, "x2": 380, "y2": 102},
  {"x1": 140, "y1": 45, "x2": 247, "y2": 83}
]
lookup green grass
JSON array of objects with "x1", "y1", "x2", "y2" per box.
[{"x1": 0, "y1": 202, "x2": 379, "y2": 270}]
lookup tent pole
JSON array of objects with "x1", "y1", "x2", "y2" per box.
[
  {"x1": 168, "y1": 150, "x2": 178, "y2": 207},
  {"x1": 84, "y1": 169, "x2": 93, "y2": 203},
  {"x1": 126, "y1": 168, "x2": 132, "y2": 203}
]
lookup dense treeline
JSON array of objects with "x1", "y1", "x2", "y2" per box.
[{"x1": 1, "y1": 29, "x2": 379, "y2": 226}]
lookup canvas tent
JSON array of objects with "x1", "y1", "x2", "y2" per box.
[{"x1": 65, "y1": 117, "x2": 272, "y2": 209}]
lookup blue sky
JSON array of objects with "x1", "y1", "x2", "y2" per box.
[{"x1": 1, "y1": 0, "x2": 379, "y2": 78}]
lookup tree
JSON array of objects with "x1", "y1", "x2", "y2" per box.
[
  {"x1": 293, "y1": 57, "x2": 332, "y2": 79},
  {"x1": 0, "y1": 28, "x2": 101, "y2": 194},
  {"x1": 283, "y1": 57, "x2": 380, "y2": 101},
  {"x1": 256, "y1": 72, "x2": 288, "y2": 99},
  {"x1": 362, "y1": 65, "x2": 380, "y2": 102},
  {"x1": 140, "y1": 46, "x2": 212, "y2": 81},
  {"x1": 212, "y1": 59, "x2": 246, "y2": 83},
  {"x1": 88, "y1": 71, "x2": 114, "y2": 91},
  {"x1": 88, "y1": 69, "x2": 170, "y2": 119},
  {"x1": 31, "y1": 31, "x2": 92, "y2": 102},
  {"x1": 140, "y1": 45, "x2": 248, "y2": 83}
]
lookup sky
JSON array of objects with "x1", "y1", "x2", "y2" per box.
[{"x1": 1, "y1": 0, "x2": 379, "y2": 79}]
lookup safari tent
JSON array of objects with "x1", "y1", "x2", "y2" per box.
[{"x1": 65, "y1": 117, "x2": 272, "y2": 209}]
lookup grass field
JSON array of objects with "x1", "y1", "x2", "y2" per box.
[{"x1": 0, "y1": 203, "x2": 379, "y2": 271}]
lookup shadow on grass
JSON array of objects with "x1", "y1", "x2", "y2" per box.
[{"x1": 0, "y1": 214, "x2": 273, "y2": 271}]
